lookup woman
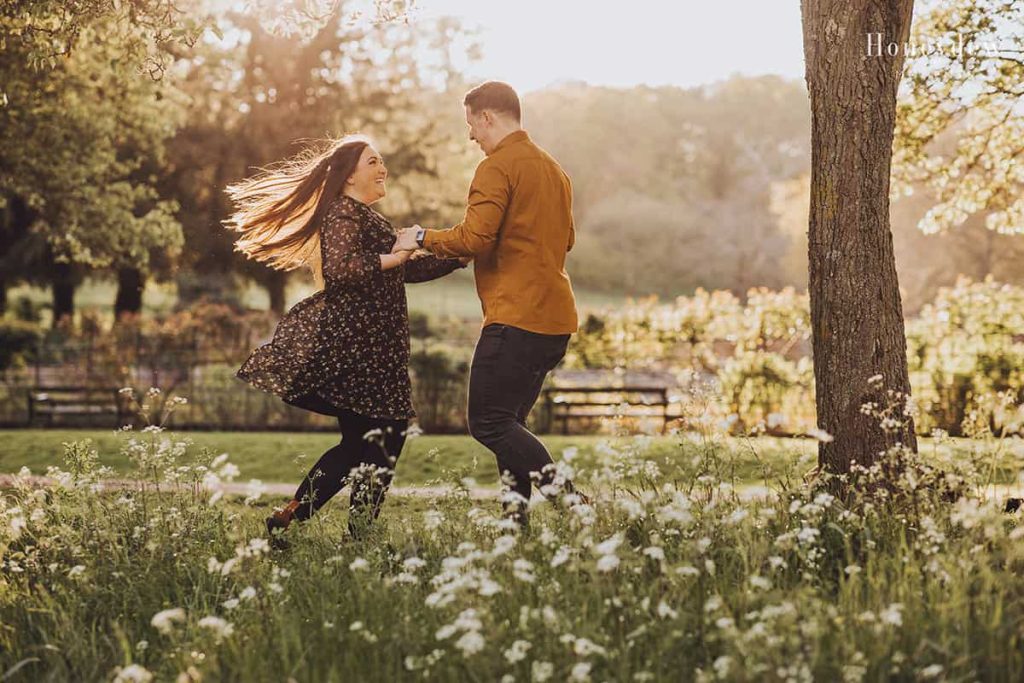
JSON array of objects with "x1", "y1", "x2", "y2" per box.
[{"x1": 224, "y1": 135, "x2": 466, "y2": 543}]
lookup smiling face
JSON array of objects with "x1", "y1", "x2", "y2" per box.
[{"x1": 344, "y1": 145, "x2": 387, "y2": 204}]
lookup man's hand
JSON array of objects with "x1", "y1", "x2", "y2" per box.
[{"x1": 392, "y1": 226, "x2": 421, "y2": 254}]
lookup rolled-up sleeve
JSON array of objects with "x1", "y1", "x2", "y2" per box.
[
  {"x1": 423, "y1": 161, "x2": 508, "y2": 257},
  {"x1": 321, "y1": 206, "x2": 381, "y2": 292}
]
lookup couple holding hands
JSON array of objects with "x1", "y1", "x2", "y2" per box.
[{"x1": 225, "y1": 81, "x2": 588, "y2": 544}]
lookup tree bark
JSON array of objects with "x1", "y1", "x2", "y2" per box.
[
  {"x1": 264, "y1": 270, "x2": 287, "y2": 316},
  {"x1": 801, "y1": 0, "x2": 919, "y2": 477},
  {"x1": 51, "y1": 261, "x2": 76, "y2": 326},
  {"x1": 114, "y1": 267, "x2": 145, "y2": 319}
]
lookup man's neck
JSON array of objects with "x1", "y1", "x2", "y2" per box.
[{"x1": 488, "y1": 126, "x2": 524, "y2": 154}]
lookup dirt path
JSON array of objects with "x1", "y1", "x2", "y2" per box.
[
  {"x1": 0, "y1": 473, "x2": 501, "y2": 500},
  {"x1": 2, "y1": 474, "x2": 1016, "y2": 505}
]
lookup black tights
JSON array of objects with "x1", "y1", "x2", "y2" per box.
[{"x1": 292, "y1": 408, "x2": 408, "y2": 537}]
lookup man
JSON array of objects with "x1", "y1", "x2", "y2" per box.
[{"x1": 392, "y1": 80, "x2": 587, "y2": 525}]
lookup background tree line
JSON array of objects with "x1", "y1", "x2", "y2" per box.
[{"x1": 3, "y1": 0, "x2": 1023, "y2": 326}]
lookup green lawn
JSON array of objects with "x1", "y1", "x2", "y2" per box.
[
  {"x1": 4, "y1": 428, "x2": 1017, "y2": 491},
  {"x1": 5, "y1": 429, "x2": 1024, "y2": 680},
  {"x1": 0, "y1": 430, "x2": 824, "y2": 488}
]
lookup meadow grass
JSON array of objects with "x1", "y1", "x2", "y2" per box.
[
  {"x1": 0, "y1": 430, "x2": 822, "y2": 489},
  {"x1": 1, "y1": 429, "x2": 1018, "y2": 489},
  {"x1": 2, "y1": 423, "x2": 1024, "y2": 681}
]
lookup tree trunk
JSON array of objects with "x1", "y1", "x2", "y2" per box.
[
  {"x1": 114, "y1": 267, "x2": 145, "y2": 319},
  {"x1": 51, "y1": 261, "x2": 76, "y2": 326},
  {"x1": 801, "y1": 0, "x2": 919, "y2": 477},
  {"x1": 264, "y1": 270, "x2": 287, "y2": 316}
]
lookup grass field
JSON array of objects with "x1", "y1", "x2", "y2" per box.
[
  {"x1": 1, "y1": 429, "x2": 1019, "y2": 491},
  {"x1": 3, "y1": 426, "x2": 1024, "y2": 680},
  {"x1": 0, "y1": 429, "x2": 821, "y2": 489}
]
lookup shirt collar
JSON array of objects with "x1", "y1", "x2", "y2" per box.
[{"x1": 490, "y1": 129, "x2": 528, "y2": 155}]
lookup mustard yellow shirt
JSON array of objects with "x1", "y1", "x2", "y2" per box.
[{"x1": 423, "y1": 130, "x2": 578, "y2": 335}]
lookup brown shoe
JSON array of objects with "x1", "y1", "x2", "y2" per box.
[{"x1": 265, "y1": 499, "x2": 300, "y2": 550}]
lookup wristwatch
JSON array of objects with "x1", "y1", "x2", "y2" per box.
[{"x1": 415, "y1": 228, "x2": 426, "y2": 247}]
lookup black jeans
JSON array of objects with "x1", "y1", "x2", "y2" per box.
[
  {"x1": 467, "y1": 323, "x2": 573, "y2": 517},
  {"x1": 293, "y1": 408, "x2": 408, "y2": 537}
]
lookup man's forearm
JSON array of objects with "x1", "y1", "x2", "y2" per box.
[{"x1": 422, "y1": 225, "x2": 491, "y2": 258}]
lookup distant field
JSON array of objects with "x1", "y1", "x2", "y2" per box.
[
  {"x1": 0, "y1": 430, "x2": 822, "y2": 488},
  {"x1": 9, "y1": 271, "x2": 632, "y2": 322},
  {"x1": 3, "y1": 429, "x2": 1019, "y2": 490}
]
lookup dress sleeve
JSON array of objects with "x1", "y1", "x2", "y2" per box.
[
  {"x1": 321, "y1": 204, "x2": 382, "y2": 292},
  {"x1": 403, "y1": 255, "x2": 467, "y2": 284}
]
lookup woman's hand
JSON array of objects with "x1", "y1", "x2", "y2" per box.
[{"x1": 379, "y1": 249, "x2": 415, "y2": 271}]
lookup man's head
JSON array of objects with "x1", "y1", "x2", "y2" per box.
[{"x1": 463, "y1": 81, "x2": 522, "y2": 155}]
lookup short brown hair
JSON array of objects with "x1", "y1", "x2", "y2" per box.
[{"x1": 463, "y1": 81, "x2": 521, "y2": 121}]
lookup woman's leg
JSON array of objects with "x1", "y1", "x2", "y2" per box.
[
  {"x1": 282, "y1": 409, "x2": 407, "y2": 531},
  {"x1": 347, "y1": 415, "x2": 408, "y2": 538}
]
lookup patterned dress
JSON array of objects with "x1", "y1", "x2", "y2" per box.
[{"x1": 237, "y1": 194, "x2": 465, "y2": 419}]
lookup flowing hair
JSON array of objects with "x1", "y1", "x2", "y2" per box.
[{"x1": 224, "y1": 135, "x2": 371, "y2": 286}]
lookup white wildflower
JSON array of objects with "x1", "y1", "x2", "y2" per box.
[
  {"x1": 569, "y1": 662, "x2": 592, "y2": 682},
  {"x1": 151, "y1": 608, "x2": 186, "y2": 635},
  {"x1": 504, "y1": 639, "x2": 532, "y2": 664},
  {"x1": 532, "y1": 661, "x2": 554, "y2": 682},
  {"x1": 807, "y1": 428, "x2": 834, "y2": 443},
  {"x1": 551, "y1": 546, "x2": 572, "y2": 568},
  {"x1": 454, "y1": 630, "x2": 485, "y2": 657},
  {"x1": 880, "y1": 603, "x2": 903, "y2": 627},
  {"x1": 642, "y1": 546, "x2": 665, "y2": 562},
  {"x1": 113, "y1": 664, "x2": 154, "y2": 683},
  {"x1": 197, "y1": 616, "x2": 234, "y2": 642}
]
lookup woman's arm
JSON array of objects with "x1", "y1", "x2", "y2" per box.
[
  {"x1": 403, "y1": 252, "x2": 469, "y2": 283},
  {"x1": 381, "y1": 251, "x2": 413, "y2": 271},
  {"x1": 322, "y1": 207, "x2": 410, "y2": 290}
]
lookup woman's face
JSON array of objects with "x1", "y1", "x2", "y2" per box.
[{"x1": 346, "y1": 145, "x2": 387, "y2": 204}]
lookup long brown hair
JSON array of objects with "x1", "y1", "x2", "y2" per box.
[{"x1": 224, "y1": 135, "x2": 371, "y2": 284}]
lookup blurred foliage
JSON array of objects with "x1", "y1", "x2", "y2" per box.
[
  {"x1": 0, "y1": 13, "x2": 185, "y2": 275},
  {"x1": 894, "y1": 0, "x2": 1024, "y2": 237},
  {"x1": 527, "y1": 77, "x2": 811, "y2": 298},
  {"x1": 0, "y1": 319, "x2": 43, "y2": 371},
  {"x1": 160, "y1": 4, "x2": 478, "y2": 310},
  {"x1": 907, "y1": 277, "x2": 1024, "y2": 435},
  {"x1": 568, "y1": 281, "x2": 1024, "y2": 437}
]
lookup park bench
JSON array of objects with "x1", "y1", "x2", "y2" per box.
[
  {"x1": 541, "y1": 370, "x2": 674, "y2": 435},
  {"x1": 27, "y1": 386, "x2": 130, "y2": 428}
]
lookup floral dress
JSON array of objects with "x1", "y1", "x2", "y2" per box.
[{"x1": 237, "y1": 194, "x2": 465, "y2": 419}]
